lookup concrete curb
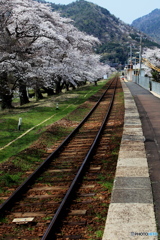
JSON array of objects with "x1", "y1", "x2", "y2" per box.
[{"x1": 102, "y1": 81, "x2": 158, "y2": 239}]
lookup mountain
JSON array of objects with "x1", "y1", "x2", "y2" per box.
[
  {"x1": 51, "y1": 0, "x2": 131, "y2": 42},
  {"x1": 132, "y1": 9, "x2": 160, "y2": 44},
  {"x1": 37, "y1": 0, "x2": 160, "y2": 66}
]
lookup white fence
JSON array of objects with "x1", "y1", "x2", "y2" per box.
[
  {"x1": 151, "y1": 81, "x2": 160, "y2": 95},
  {"x1": 132, "y1": 75, "x2": 160, "y2": 95}
]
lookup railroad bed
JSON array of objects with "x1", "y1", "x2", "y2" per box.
[{"x1": 0, "y1": 76, "x2": 124, "y2": 239}]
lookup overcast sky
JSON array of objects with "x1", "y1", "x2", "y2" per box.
[{"x1": 47, "y1": 0, "x2": 159, "y2": 24}]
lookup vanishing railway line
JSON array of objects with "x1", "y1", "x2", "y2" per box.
[{"x1": 0, "y1": 76, "x2": 124, "y2": 239}]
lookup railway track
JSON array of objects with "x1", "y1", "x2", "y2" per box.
[{"x1": 0, "y1": 76, "x2": 124, "y2": 239}]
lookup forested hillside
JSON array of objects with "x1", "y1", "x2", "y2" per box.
[
  {"x1": 51, "y1": 0, "x2": 115, "y2": 41},
  {"x1": 36, "y1": 0, "x2": 160, "y2": 66},
  {"x1": 132, "y1": 9, "x2": 160, "y2": 44}
]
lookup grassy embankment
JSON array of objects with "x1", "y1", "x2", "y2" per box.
[{"x1": 0, "y1": 79, "x2": 108, "y2": 164}]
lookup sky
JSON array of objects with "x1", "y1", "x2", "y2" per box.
[{"x1": 47, "y1": 0, "x2": 159, "y2": 24}]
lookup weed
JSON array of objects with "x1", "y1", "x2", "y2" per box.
[
  {"x1": 99, "y1": 181, "x2": 113, "y2": 193},
  {"x1": 43, "y1": 216, "x2": 52, "y2": 221},
  {"x1": 27, "y1": 227, "x2": 35, "y2": 231},
  {"x1": 47, "y1": 191, "x2": 53, "y2": 195},
  {"x1": 94, "y1": 213, "x2": 103, "y2": 222},
  {"x1": 111, "y1": 149, "x2": 119, "y2": 156},
  {"x1": 95, "y1": 229, "x2": 103, "y2": 238},
  {"x1": 88, "y1": 225, "x2": 94, "y2": 232},
  {"x1": 56, "y1": 174, "x2": 64, "y2": 179},
  {"x1": 98, "y1": 174, "x2": 106, "y2": 181},
  {"x1": 37, "y1": 176, "x2": 44, "y2": 181},
  {"x1": 0, "y1": 217, "x2": 8, "y2": 223},
  {"x1": 0, "y1": 172, "x2": 22, "y2": 186}
]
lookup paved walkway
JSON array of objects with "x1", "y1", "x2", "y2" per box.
[
  {"x1": 102, "y1": 81, "x2": 158, "y2": 240},
  {"x1": 127, "y1": 82, "x2": 160, "y2": 236}
]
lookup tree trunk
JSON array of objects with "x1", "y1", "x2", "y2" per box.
[
  {"x1": 19, "y1": 84, "x2": 30, "y2": 105},
  {"x1": 55, "y1": 77, "x2": 64, "y2": 94},
  {"x1": 1, "y1": 93, "x2": 14, "y2": 110},
  {"x1": 35, "y1": 88, "x2": 43, "y2": 101},
  {"x1": 70, "y1": 82, "x2": 76, "y2": 90},
  {"x1": 65, "y1": 83, "x2": 69, "y2": 91},
  {"x1": 0, "y1": 72, "x2": 14, "y2": 109},
  {"x1": 55, "y1": 81, "x2": 61, "y2": 94},
  {"x1": 43, "y1": 87, "x2": 54, "y2": 96}
]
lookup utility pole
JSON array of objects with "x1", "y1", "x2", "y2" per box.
[
  {"x1": 128, "y1": 44, "x2": 133, "y2": 81},
  {"x1": 139, "y1": 35, "x2": 142, "y2": 77},
  {"x1": 130, "y1": 44, "x2": 132, "y2": 66}
]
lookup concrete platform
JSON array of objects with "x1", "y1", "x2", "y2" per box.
[{"x1": 102, "y1": 81, "x2": 158, "y2": 240}]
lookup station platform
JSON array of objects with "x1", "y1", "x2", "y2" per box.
[{"x1": 102, "y1": 81, "x2": 160, "y2": 240}]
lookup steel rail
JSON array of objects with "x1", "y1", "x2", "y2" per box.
[
  {"x1": 0, "y1": 78, "x2": 115, "y2": 215},
  {"x1": 41, "y1": 77, "x2": 118, "y2": 240}
]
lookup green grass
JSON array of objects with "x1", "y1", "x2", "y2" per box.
[
  {"x1": 0, "y1": 172, "x2": 22, "y2": 187},
  {"x1": 95, "y1": 229, "x2": 103, "y2": 238},
  {"x1": 0, "y1": 80, "x2": 108, "y2": 163},
  {"x1": 101, "y1": 181, "x2": 113, "y2": 193}
]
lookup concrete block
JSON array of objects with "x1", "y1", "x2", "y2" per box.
[{"x1": 102, "y1": 203, "x2": 157, "y2": 240}]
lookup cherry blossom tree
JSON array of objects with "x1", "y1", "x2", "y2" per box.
[
  {"x1": 142, "y1": 47, "x2": 160, "y2": 80},
  {"x1": 0, "y1": 0, "x2": 111, "y2": 109},
  {"x1": 143, "y1": 48, "x2": 160, "y2": 67}
]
